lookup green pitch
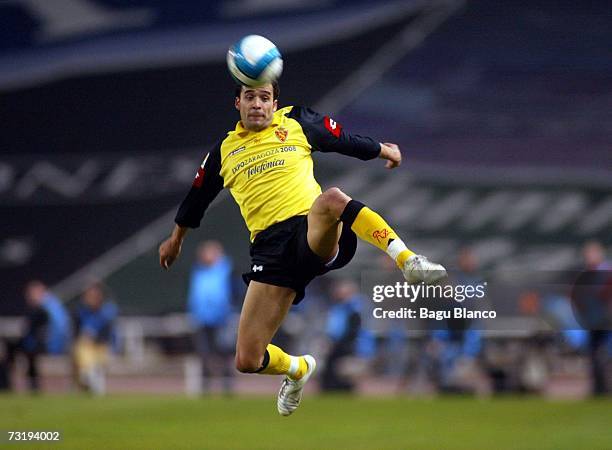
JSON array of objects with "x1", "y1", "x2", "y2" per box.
[{"x1": 1, "y1": 394, "x2": 610, "y2": 449}]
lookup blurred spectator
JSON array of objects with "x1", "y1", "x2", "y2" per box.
[
  {"x1": 428, "y1": 329, "x2": 482, "y2": 393},
  {"x1": 0, "y1": 343, "x2": 7, "y2": 390},
  {"x1": 428, "y1": 248, "x2": 483, "y2": 393},
  {"x1": 375, "y1": 254, "x2": 407, "y2": 377},
  {"x1": 187, "y1": 241, "x2": 234, "y2": 394},
  {"x1": 321, "y1": 279, "x2": 363, "y2": 392},
  {"x1": 518, "y1": 291, "x2": 541, "y2": 316},
  {"x1": 0, "y1": 280, "x2": 70, "y2": 392},
  {"x1": 72, "y1": 281, "x2": 118, "y2": 395},
  {"x1": 578, "y1": 241, "x2": 611, "y2": 396},
  {"x1": 543, "y1": 292, "x2": 589, "y2": 352}
]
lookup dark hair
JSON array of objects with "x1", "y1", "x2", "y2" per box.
[{"x1": 234, "y1": 80, "x2": 279, "y2": 100}]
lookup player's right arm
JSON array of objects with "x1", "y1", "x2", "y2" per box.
[
  {"x1": 379, "y1": 142, "x2": 401, "y2": 169},
  {"x1": 159, "y1": 142, "x2": 224, "y2": 269},
  {"x1": 158, "y1": 224, "x2": 189, "y2": 269}
]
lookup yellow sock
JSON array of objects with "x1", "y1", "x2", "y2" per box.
[
  {"x1": 259, "y1": 344, "x2": 308, "y2": 380},
  {"x1": 396, "y1": 249, "x2": 413, "y2": 268},
  {"x1": 350, "y1": 207, "x2": 415, "y2": 268}
]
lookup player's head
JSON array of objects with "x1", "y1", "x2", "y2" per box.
[
  {"x1": 234, "y1": 81, "x2": 279, "y2": 132},
  {"x1": 234, "y1": 80, "x2": 279, "y2": 102},
  {"x1": 82, "y1": 281, "x2": 106, "y2": 310},
  {"x1": 197, "y1": 240, "x2": 224, "y2": 266},
  {"x1": 331, "y1": 279, "x2": 358, "y2": 302},
  {"x1": 24, "y1": 280, "x2": 47, "y2": 307},
  {"x1": 582, "y1": 240, "x2": 605, "y2": 269},
  {"x1": 458, "y1": 247, "x2": 478, "y2": 273}
]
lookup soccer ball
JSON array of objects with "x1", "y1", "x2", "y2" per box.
[{"x1": 227, "y1": 35, "x2": 283, "y2": 87}]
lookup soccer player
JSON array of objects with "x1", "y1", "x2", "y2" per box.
[{"x1": 159, "y1": 81, "x2": 446, "y2": 415}]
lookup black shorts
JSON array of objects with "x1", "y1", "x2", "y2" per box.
[{"x1": 242, "y1": 215, "x2": 357, "y2": 304}]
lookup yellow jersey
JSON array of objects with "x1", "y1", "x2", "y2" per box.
[{"x1": 176, "y1": 106, "x2": 380, "y2": 241}]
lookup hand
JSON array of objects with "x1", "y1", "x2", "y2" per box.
[
  {"x1": 379, "y1": 142, "x2": 401, "y2": 169},
  {"x1": 158, "y1": 236, "x2": 182, "y2": 270}
]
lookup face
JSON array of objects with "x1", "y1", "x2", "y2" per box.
[
  {"x1": 332, "y1": 280, "x2": 357, "y2": 302},
  {"x1": 25, "y1": 281, "x2": 46, "y2": 307},
  {"x1": 235, "y1": 84, "x2": 277, "y2": 131},
  {"x1": 197, "y1": 241, "x2": 223, "y2": 266},
  {"x1": 458, "y1": 248, "x2": 478, "y2": 272},
  {"x1": 583, "y1": 241, "x2": 604, "y2": 269},
  {"x1": 83, "y1": 285, "x2": 104, "y2": 310}
]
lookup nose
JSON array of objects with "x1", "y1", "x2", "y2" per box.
[{"x1": 251, "y1": 97, "x2": 262, "y2": 108}]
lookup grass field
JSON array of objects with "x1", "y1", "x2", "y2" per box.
[{"x1": 1, "y1": 394, "x2": 610, "y2": 449}]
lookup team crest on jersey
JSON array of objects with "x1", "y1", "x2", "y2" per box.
[{"x1": 275, "y1": 127, "x2": 288, "y2": 142}]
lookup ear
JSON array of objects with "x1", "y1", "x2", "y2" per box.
[
  {"x1": 235, "y1": 97, "x2": 240, "y2": 110},
  {"x1": 273, "y1": 99, "x2": 278, "y2": 112}
]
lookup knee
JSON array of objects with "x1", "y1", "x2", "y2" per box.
[
  {"x1": 318, "y1": 187, "x2": 351, "y2": 217},
  {"x1": 234, "y1": 352, "x2": 262, "y2": 373}
]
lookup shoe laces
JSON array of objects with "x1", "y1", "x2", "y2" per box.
[
  {"x1": 281, "y1": 379, "x2": 302, "y2": 407},
  {"x1": 409, "y1": 255, "x2": 423, "y2": 268},
  {"x1": 280, "y1": 378, "x2": 296, "y2": 396}
]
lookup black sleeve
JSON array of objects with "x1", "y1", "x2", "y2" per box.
[
  {"x1": 287, "y1": 106, "x2": 381, "y2": 160},
  {"x1": 175, "y1": 141, "x2": 224, "y2": 228}
]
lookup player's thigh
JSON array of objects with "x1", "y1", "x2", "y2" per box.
[
  {"x1": 236, "y1": 281, "x2": 295, "y2": 359},
  {"x1": 306, "y1": 217, "x2": 342, "y2": 262},
  {"x1": 307, "y1": 188, "x2": 351, "y2": 260}
]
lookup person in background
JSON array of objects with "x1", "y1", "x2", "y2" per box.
[
  {"x1": 72, "y1": 281, "x2": 118, "y2": 395},
  {"x1": 429, "y1": 248, "x2": 483, "y2": 393},
  {"x1": 321, "y1": 279, "x2": 363, "y2": 392},
  {"x1": 187, "y1": 241, "x2": 234, "y2": 394},
  {"x1": 576, "y1": 241, "x2": 611, "y2": 396},
  {"x1": 1, "y1": 280, "x2": 70, "y2": 392}
]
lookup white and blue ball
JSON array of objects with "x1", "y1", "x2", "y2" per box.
[{"x1": 227, "y1": 35, "x2": 283, "y2": 87}]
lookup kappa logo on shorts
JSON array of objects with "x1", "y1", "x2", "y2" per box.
[{"x1": 252, "y1": 264, "x2": 263, "y2": 272}]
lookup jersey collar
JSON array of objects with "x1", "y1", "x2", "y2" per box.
[{"x1": 234, "y1": 110, "x2": 281, "y2": 137}]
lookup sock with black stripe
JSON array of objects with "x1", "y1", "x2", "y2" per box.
[
  {"x1": 256, "y1": 344, "x2": 308, "y2": 380},
  {"x1": 340, "y1": 199, "x2": 414, "y2": 268}
]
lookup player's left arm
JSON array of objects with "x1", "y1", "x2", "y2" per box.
[{"x1": 287, "y1": 106, "x2": 401, "y2": 169}]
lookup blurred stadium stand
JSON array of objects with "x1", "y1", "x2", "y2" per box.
[
  {"x1": 342, "y1": 0, "x2": 612, "y2": 169},
  {"x1": 1, "y1": 0, "x2": 437, "y2": 313},
  {"x1": 2, "y1": 0, "x2": 610, "y2": 314},
  {"x1": 0, "y1": 0, "x2": 610, "y2": 396},
  {"x1": 2, "y1": 0, "x2": 610, "y2": 315}
]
